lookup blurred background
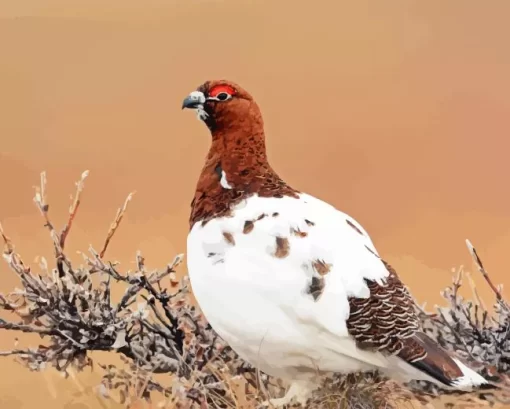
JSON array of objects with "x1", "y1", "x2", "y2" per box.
[{"x1": 1, "y1": 0, "x2": 510, "y2": 407}]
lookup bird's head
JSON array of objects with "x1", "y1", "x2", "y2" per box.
[{"x1": 181, "y1": 80, "x2": 262, "y2": 133}]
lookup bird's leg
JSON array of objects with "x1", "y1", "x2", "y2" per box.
[{"x1": 264, "y1": 381, "x2": 315, "y2": 408}]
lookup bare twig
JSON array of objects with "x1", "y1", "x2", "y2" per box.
[
  {"x1": 100, "y1": 192, "x2": 135, "y2": 258},
  {"x1": 466, "y1": 239, "x2": 507, "y2": 307},
  {"x1": 0, "y1": 222, "x2": 14, "y2": 255},
  {"x1": 60, "y1": 170, "x2": 89, "y2": 249}
]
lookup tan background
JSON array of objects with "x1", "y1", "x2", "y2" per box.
[{"x1": 1, "y1": 0, "x2": 510, "y2": 407}]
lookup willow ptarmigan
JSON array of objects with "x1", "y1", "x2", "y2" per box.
[{"x1": 182, "y1": 80, "x2": 489, "y2": 406}]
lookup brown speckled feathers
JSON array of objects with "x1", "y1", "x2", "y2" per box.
[
  {"x1": 346, "y1": 261, "x2": 420, "y2": 354},
  {"x1": 347, "y1": 260, "x2": 466, "y2": 386}
]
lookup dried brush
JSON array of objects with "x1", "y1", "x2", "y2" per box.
[{"x1": 1, "y1": 171, "x2": 510, "y2": 409}]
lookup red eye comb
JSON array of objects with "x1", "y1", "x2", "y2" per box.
[{"x1": 209, "y1": 84, "x2": 236, "y2": 98}]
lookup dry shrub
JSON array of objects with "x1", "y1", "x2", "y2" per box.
[{"x1": 1, "y1": 171, "x2": 510, "y2": 409}]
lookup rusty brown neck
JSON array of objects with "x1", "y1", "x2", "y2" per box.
[{"x1": 189, "y1": 126, "x2": 299, "y2": 229}]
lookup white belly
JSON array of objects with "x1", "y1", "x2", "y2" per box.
[
  {"x1": 188, "y1": 252, "x2": 376, "y2": 380},
  {"x1": 186, "y1": 197, "x2": 391, "y2": 381}
]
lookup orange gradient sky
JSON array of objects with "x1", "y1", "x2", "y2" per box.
[{"x1": 1, "y1": 1, "x2": 510, "y2": 407}]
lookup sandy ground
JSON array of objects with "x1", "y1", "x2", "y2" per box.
[{"x1": 1, "y1": 1, "x2": 510, "y2": 407}]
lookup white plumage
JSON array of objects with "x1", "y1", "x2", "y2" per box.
[{"x1": 187, "y1": 193, "x2": 486, "y2": 405}]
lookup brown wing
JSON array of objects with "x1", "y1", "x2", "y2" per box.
[
  {"x1": 398, "y1": 332, "x2": 464, "y2": 386},
  {"x1": 346, "y1": 260, "x2": 419, "y2": 354},
  {"x1": 346, "y1": 260, "x2": 473, "y2": 387}
]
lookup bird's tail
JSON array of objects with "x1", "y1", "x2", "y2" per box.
[{"x1": 396, "y1": 332, "x2": 494, "y2": 390}]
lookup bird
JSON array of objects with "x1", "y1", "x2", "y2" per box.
[{"x1": 182, "y1": 79, "x2": 490, "y2": 406}]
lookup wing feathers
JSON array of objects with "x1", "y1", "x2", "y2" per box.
[
  {"x1": 398, "y1": 332, "x2": 462, "y2": 386},
  {"x1": 398, "y1": 332, "x2": 492, "y2": 389},
  {"x1": 346, "y1": 261, "x2": 419, "y2": 354},
  {"x1": 346, "y1": 260, "x2": 490, "y2": 389}
]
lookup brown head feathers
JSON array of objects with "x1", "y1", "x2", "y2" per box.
[{"x1": 183, "y1": 80, "x2": 298, "y2": 228}]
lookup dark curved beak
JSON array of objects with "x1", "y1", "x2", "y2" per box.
[{"x1": 182, "y1": 91, "x2": 206, "y2": 110}]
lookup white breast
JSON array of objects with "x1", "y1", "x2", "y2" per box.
[{"x1": 186, "y1": 193, "x2": 392, "y2": 381}]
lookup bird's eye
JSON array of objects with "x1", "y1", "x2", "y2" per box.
[
  {"x1": 207, "y1": 84, "x2": 236, "y2": 102},
  {"x1": 216, "y1": 92, "x2": 231, "y2": 101}
]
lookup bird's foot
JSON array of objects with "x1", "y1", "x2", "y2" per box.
[{"x1": 261, "y1": 382, "x2": 314, "y2": 408}]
